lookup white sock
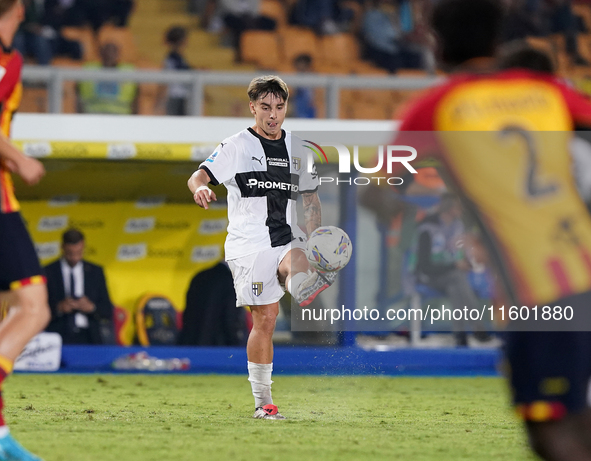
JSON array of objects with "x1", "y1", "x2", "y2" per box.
[
  {"x1": 0, "y1": 426, "x2": 9, "y2": 438},
  {"x1": 247, "y1": 361, "x2": 273, "y2": 408},
  {"x1": 287, "y1": 271, "x2": 309, "y2": 297}
]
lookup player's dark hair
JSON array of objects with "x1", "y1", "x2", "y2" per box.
[
  {"x1": 497, "y1": 41, "x2": 555, "y2": 74},
  {"x1": 166, "y1": 26, "x2": 187, "y2": 46},
  {"x1": 248, "y1": 75, "x2": 289, "y2": 103},
  {"x1": 430, "y1": 0, "x2": 506, "y2": 67},
  {"x1": 62, "y1": 229, "x2": 85, "y2": 245}
]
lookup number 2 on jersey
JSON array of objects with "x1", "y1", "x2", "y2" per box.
[{"x1": 499, "y1": 126, "x2": 559, "y2": 198}]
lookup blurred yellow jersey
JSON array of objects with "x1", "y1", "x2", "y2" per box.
[{"x1": 395, "y1": 69, "x2": 591, "y2": 305}]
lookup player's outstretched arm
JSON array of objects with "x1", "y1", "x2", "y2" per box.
[
  {"x1": 0, "y1": 134, "x2": 44, "y2": 185},
  {"x1": 188, "y1": 168, "x2": 217, "y2": 210},
  {"x1": 302, "y1": 191, "x2": 321, "y2": 235}
]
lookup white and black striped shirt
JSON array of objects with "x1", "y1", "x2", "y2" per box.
[{"x1": 199, "y1": 128, "x2": 318, "y2": 260}]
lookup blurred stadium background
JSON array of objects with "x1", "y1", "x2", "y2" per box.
[
  {"x1": 17, "y1": 0, "x2": 591, "y2": 365},
  {"x1": 5, "y1": 1, "x2": 567, "y2": 459}
]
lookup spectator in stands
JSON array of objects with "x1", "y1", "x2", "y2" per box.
[
  {"x1": 161, "y1": 26, "x2": 192, "y2": 116},
  {"x1": 42, "y1": 0, "x2": 84, "y2": 28},
  {"x1": 292, "y1": 53, "x2": 316, "y2": 118},
  {"x1": 362, "y1": 0, "x2": 424, "y2": 73},
  {"x1": 77, "y1": 42, "x2": 138, "y2": 114},
  {"x1": 178, "y1": 261, "x2": 247, "y2": 346},
  {"x1": 411, "y1": 194, "x2": 491, "y2": 346},
  {"x1": 14, "y1": 0, "x2": 52, "y2": 64},
  {"x1": 14, "y1": 0, "x2": 82, "y2": 64},
  {"x1": 291, "y1": 0, "x2": 341, "y2": 34},
  {"x1": 202, "y1": 0, "x2": 276, "y2": 62},
  {"x1": 503, "y1": 0, "x2": 588, "y2": 66},
  {"x1": 77, "y1": 0, "x2": 135, "y2": 31},
  {"x1": 45, "y1": 229, "x2": 114, "y2": 345},
  {"x1": 105, "y1": 0, "x2": 135, "y2": 27}
]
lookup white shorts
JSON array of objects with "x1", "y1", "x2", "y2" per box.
[{"x1": 227, "y1": 240, "x2": 306, "y2": 307}]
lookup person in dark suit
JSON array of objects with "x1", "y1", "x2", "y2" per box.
[
  {"x1": 44, "y1": 228, "x2": 114, "y2": 344},
  {"x1": 178, "y1": 262, "x2": 247, "y2": 346}
]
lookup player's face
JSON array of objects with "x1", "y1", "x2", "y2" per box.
[
  {"x1": 62, "y1": 241, "x2": 85, "y2": 267},
  {"x1": 249, "y1": 93, "x2": 287, "y2": 140}
]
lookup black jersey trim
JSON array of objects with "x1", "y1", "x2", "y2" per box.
[
  {"x1": 198, "y1": 165, "x2": 219, "y2": 186},
  {"x1": 241, "y1": 129, "x2": 294, "y2": 247},
  {"x1": 247, "y1": 127, "x2": 286, "y2": 143}
]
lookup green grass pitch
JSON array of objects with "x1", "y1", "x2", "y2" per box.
[{"x1": 3, "y1": 374, "x2": 535, "y2": 461}]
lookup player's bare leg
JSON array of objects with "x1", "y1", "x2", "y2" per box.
[
  {"x1": 247, "y1": 302, "x2": 284, "y2": 420},
  {"x1": 526, "y1": 417, "x2": 591, "y2": 461},
  {"x1": 0, "y1": 285, "x2": 50, "y2": 360},
  {"x1": 280, "y1": 249, "x2": 336, "y2": 307},
  {"x1": 279, "y1": 248, "x2": 309, "y2": 289},
  {"x1": 247, "y1": 302, "x2": 278, "y2": 365},
  {"x1": 0, "y1": 284, "x2": 50, "y2": 461}
]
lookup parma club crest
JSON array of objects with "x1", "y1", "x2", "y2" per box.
[
  {"x1": 252, "y1": 282, "x2": 263, "y2": 297},
  {"x1": 292, "y1": 157, "x2": 301, "y2": 171}
]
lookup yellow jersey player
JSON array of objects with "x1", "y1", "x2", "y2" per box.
[
  {"x1": 392, "y1": 1, "x2": 591, "y2": 459},
  {"x1": 0, "y1": 0, "x2": 50, "y2": 459}
]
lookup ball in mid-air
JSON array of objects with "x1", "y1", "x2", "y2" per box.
[{"x1": 306, "y1": 226, "x2": 352, "y2": 272}]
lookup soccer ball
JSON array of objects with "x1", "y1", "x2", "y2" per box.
[{"x1": 306, "y1": 226, "x2": 352, "y2": 272}]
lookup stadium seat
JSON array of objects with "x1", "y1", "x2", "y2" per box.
[
  {"x1": 49, "y1": 59, "x2": 82, "y2": 113},
  {"x1": 350, "y1": 99, "x2": 391, "y2": 120},
  {"x1": 357, "y1": 88, "x2": 396, "y2": 105},
  {"x1": 280, "y1": 27, "x2": 319, "y2": 66},
  {"x1": 98, "y1": 25, "x2": 138, "y2": 63},
  {"x1": 134, "y1": 60, "x2": 162, "y2": 115},
  {"x1": 313, "y1": 62, "x2": 349, "y2": 74},
  {"x1": 574, "y1": 3, "x2": 591, "y2": 32},
  {"x1": 319, "y1": 33, "x2": 360, "y2": 72},
  {"x1": 391, "y1": 89, "x2": 422, "y2": 115},
  {"x1": 338, "y1": 89, "x2": 358, "y2": 118},
  {"x1": 204, "y1": 86, "x2": 251, "y2": 117},
  {"x1": 61, "y1": 27, "x2": 99, "y2": 62},
  {"x1": 50, "y1": 57, "x2": 83, "y2": 67},
  {"x1": 241, "y1": 30, "x2": 281, "y2": 69},
  {"x1": 20, "y1": 86, "x2": 47, "y2": 113},
  {"x1": 260, "y1": 0, "x2": 288, "y2": 28},
  {"x1": 135, "y1": 59, "x2": 159, "y2": 70},
  {"x1": 313, "y1": 88, "x2": 326, "y2": 118},
  {"x1": 62, "y1": 81, "x2": 78, "y2": 114},
  {"x1": 395, "y1": 69, "x2": 429, "y2": 77},
  {"x1": 137, "y1": 83, "x2": 159, "y2": 115},
  {"x1": 577, "y1": 34, "x2": 591, "y2": 65},
  {"x1": 275, "y1": 62, "x2": 296, "y2": 73},
  {"x1": 351, "y1": 61, "x2": 389, "y2": 75}
]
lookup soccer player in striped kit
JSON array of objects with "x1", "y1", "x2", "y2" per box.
[{"x1": 188, "y1": 76, "x2": 337, "y2": 419}]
